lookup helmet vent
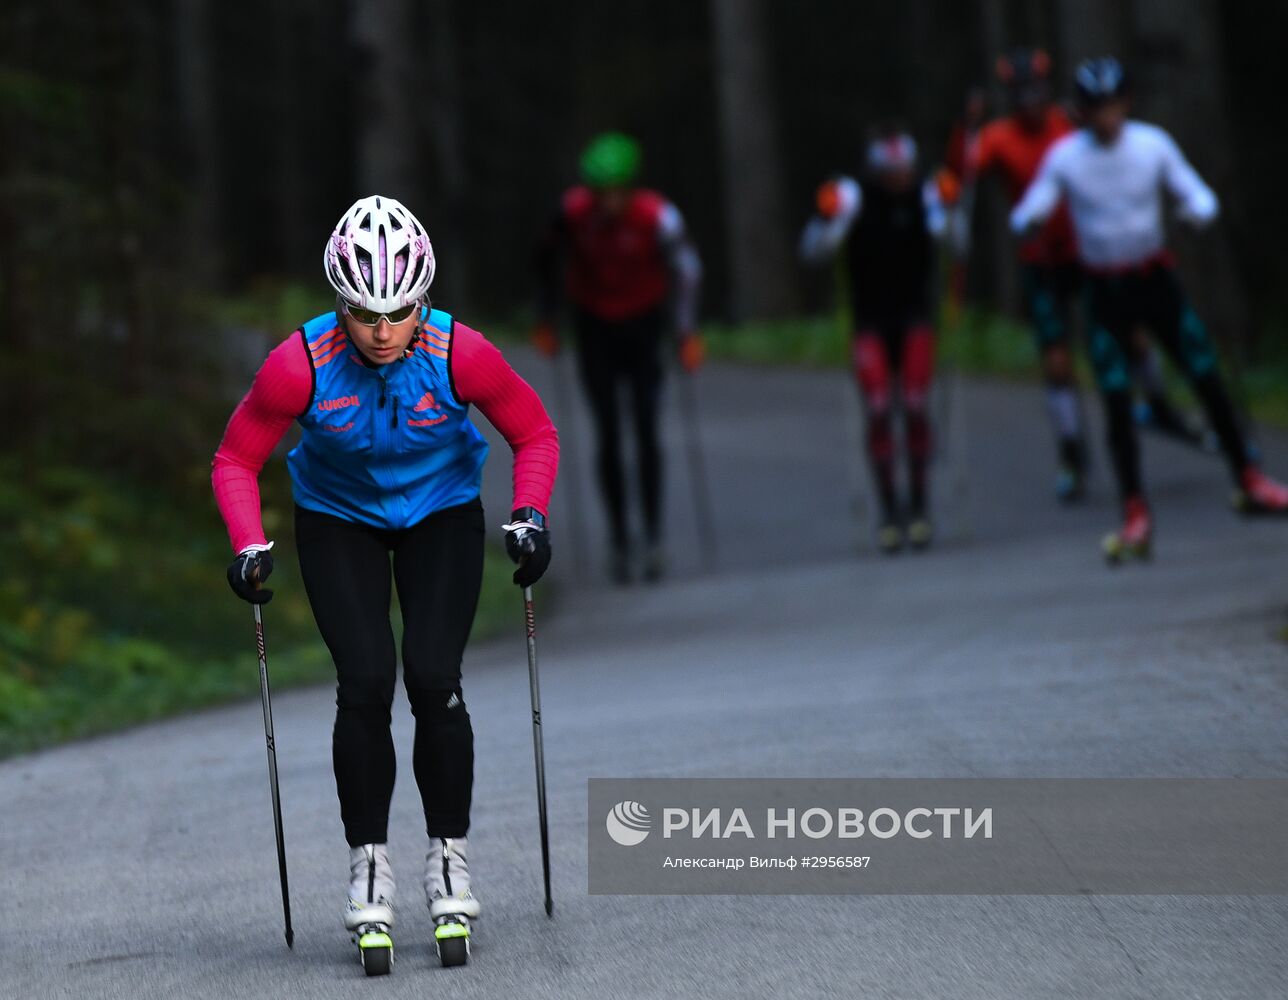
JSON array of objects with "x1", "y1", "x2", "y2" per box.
[{"x1": 355, "y1": 247, "x2": 375, "y2": 294}]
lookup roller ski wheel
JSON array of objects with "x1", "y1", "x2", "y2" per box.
[
  {"x1": 357, "y1": 927, "x2": 393, "y2": 976},
  {"x1": 346, "y1": 844, "x2": 396, "y2": 976},
  {"x1": 906, "y1": 517, "x2": 933, "y2": 551},
  {"x1": 1102, "y1": 531, "x2": 1151, "y2": 565},
  {"x1": 876, "y1": 521, "x2": 903, "y2": 555},
  {"x1": 433, "y1": 916, "x2": 471, "y2": 968},
  {"x1": 1232, "y1": 467, "x2": 1288, "y2": 516},
  {"x1": 1103, "y1": 497, "x2": 1152, "y2": 565}
]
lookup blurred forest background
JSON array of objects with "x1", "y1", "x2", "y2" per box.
[
  {"x1": 7, "y1": 1, "x2": 1288, "y2": 358},
  {"x1": 4, "y1": 0, "x2": 1288, "y2": 753}
]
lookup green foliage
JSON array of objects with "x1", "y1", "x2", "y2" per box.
[
  {"x1": 703, "y1": 309, "x2": 1040, "y2": 377},
  {"x1": 704, "y1": 316, "x2": 846, "y2": 367},
  {"x1": 0, "y1": 456, "x2": 518, "y2": 759},
  {"x1": 0, "y1": 67, "x2": 83, "y2": 126},
  {"x1": 938, "y1": 309, "x2": 1043, "y2": 379},
  {"x1": 702, "y1": 310, "x2": 1288, "y2": 429},
  {"x1": 201, "y1": 280, "x2": 336, "y2": 337},
  {"x1": 1233, "y1": 347, "x2": 1288, "y2": 429}
]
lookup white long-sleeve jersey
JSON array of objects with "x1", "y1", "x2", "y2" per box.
[{"x1": 1010, "y1": 120, "x2": 1218, "y2": 269}]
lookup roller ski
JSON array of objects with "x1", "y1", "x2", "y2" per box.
[
  {"x1": 1102, "y1": 496, "x2": 1152, "y2": 564},
  {"x1": 1232, "y1": 466, "x2": 1288, "y2": 515},
  {"x1": 345, "y1": 844, "x2": 394, "y2": 976},
  {"x1": 426, "y1": 837, "x2": 479, "y2": 968},
  {"x1": 876, "y1": 518, "x2": 903, "y2": 554},
  {"x1": 906, "y1": 514, "x2": 934, "y2": 551}
]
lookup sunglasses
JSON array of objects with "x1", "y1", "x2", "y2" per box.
[{"x1": 343, "y1": 303, "x2": 419, "y2": 326}]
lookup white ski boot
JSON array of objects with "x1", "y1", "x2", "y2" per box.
[
  {"x1": 345, "y1": 843, "x2": 395, "y2": 976},
  {"x1": 424, "y1": 837, "x2": 479, "y2": 967}
]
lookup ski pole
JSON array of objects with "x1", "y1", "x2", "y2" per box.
[
  {"x1": 945, "y1": 104, "x2": 982, "y2": 334},
  {"x1": 677, "y1": 370, "x2": 718, "y2": 570},
  {"x1": 832, "y1": 250, "x2": 869, "y2": 531},
  {"x1": 522, "y1": 586, "x2": 553, "y2": 917},
  {"x1": 253, "y1": 603, "x2": 294, "y2": 949}
]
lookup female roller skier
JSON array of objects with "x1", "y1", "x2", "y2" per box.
[
  {"x1": 1011, "y1": 58, "x2": 1288, "y2": 559},
  {"x1": 212, "y1": 195, "x2": 559, "y2": 971},
  {"x1": 800, "y1": 127, "x2": 946, "y2": 552},
  {"x1": 533, "y1": 132, "x2": 703, "y2": 583}
]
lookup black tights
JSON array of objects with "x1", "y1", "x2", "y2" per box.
[
  {"x1": 574, "y1": 309, "x2": 666, "y2": 543},
  {"x1": 1086, "y1": 266, "x2": 1248, "y2": 499},
  {"x1": 295, "y1": 500, "x2": 483, "y2": 846}
]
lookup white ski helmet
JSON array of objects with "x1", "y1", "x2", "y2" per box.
[{"x1": 324, "y1": 195, "x2": 435, "y2": 312}]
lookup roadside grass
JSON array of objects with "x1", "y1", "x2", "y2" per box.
[
  {"x1": 0, "y1": 457, "x2": 518, "y2": 759},
  {"x1": 703, "y1": 309, "x2": 1288, "y2": 429}
]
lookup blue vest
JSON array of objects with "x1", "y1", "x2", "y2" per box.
[{"x1": 287, "y1": 307, "x2": 489, "y2": 529}]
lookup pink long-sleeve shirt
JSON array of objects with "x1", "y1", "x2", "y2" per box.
[{"x1": 212, "y1": 321, "x2": 558, "y2": 553}]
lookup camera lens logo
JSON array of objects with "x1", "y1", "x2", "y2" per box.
[{"x1": 606, "y1": 800, "x2": 651, "y2": 846}]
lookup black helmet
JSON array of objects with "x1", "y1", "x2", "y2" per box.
[
  {"x1": 996, "y1": 48, "x2": 1052, "y2": 87},
  {"x1": 1074, "y1": 57, "x2": 1129, "y2": 106}
]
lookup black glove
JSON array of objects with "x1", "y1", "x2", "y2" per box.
[
  {"x1": 503, "y1": 508, "x2": 551, "y2": 588},
  {"x1": 227, "y1": 546, "x2": 275, "y2": 604}
]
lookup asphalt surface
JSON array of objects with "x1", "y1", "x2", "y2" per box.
[{"x1": 4, "y1": 350, "x2": 1288, "y2": 999}]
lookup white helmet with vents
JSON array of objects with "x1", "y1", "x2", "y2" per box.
[{"x1": 324, "y1": 195, "x2": 435, "y2": 312}]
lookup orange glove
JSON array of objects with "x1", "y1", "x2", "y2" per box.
[
  {"x1": 936, "y1": 166, "x2": 962, "y2": 207},
  {"x1": 531, "y1": 322, "x2": 559, "y2": 358},
  {"x1": 815, "y1": 180, "x2": 842, "y2": 220},
  {"x1": 678, "y1": 332, "x2": 705, "y2": 373}
]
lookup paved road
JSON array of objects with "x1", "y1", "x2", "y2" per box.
[{"x1": 5, "y1": 352, "x2": 1288, "y2": 999}]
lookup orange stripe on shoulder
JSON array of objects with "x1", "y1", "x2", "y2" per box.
[
  {"x1": 314, "y1": 341, "x2": 348, "y2": 367},
  {"x1": 310, "y1": 335, "x2": 343, "y2": 355},
  {"x1": 415, "y1": 341, "x2": 449, "y2": 360},
  {"x1": 309, "y1": 327, "x2": 343, "y2": 352}
]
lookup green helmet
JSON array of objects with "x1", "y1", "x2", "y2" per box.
[{"x1": 579, "y1": 132, "x2": 642, "y2": 188}]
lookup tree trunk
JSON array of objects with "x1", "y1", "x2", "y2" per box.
[
  {"x1": 1129, "y1": 0, "x2": 1249, "y2": 352},
  {"x1": 422, "y1": 0, "x2": 471, "y2": 308},
  {"x1": 97, "y1": 0, "x2": 151, "y2": 391},
  {"x1": 977, "y1": 0, "x2": 1017, "y2": 317},
  {"x1": 352, "y1": 0, "x2": 420, "y2": 205},
  {"x1": 269, "y1": 0, "x2": 313, "y2": 280},
  {"x1": 174, "y1": 0, "x2": 220, "y2": 288},
  {"x1": 708, "y1": 0, "x2": 796, "y2": 321},
  {"x1": 1053, "y1": 0, "x2": 1126, "y2": 72}
]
